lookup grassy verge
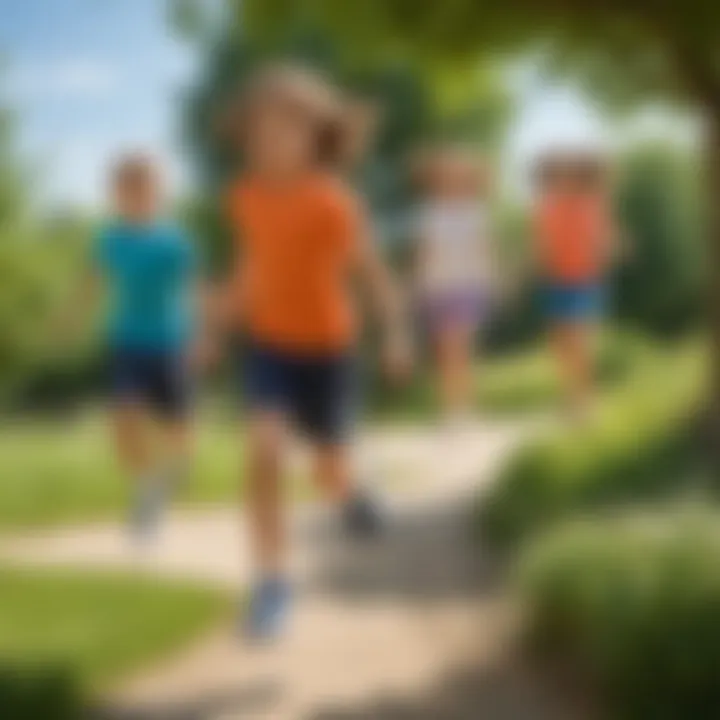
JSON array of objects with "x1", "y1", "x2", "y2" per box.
[
  {"x1": 479, "y1": 341, "x2": 706, "y2": 550},
  {"x1": 520, "y1": 511, "x2": 720, "y2": 719},
  {"x1": 0, "y1": 412, "x2": 247, "y2": 531},
  {"x1": 0, "y1": 563, "x2": 231, "y2": 715}
]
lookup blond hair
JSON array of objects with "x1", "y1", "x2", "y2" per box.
[{"x1": 223, "y1": 63, "x2": 372, "y2": 168}]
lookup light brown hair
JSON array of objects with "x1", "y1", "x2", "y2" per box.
[
  {"x1": 532, "y1": 150, "x2": 610, "y2": 193},
  {"x1": 411, "y1": 144, "x2": 490, "y2": 196},
  {"x1": 111, "y1": 152, "x2": 158, "y2": 190},
  {"x1": 223, "y1": 63, "x2": 368, "y2": 169}
]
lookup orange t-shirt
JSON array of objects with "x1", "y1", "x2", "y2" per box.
[
  {"x1": 534, "y1": 192, "x2": 611, "y2": 283},
  {"x1": 226, "y1": 173, "x2": 361, "y2": 353}
]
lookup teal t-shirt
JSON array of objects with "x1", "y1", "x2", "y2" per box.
[{"x1": 94, "y1": 220, "x2": 197, "y2": 352}]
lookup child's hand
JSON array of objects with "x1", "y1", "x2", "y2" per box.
[
  {"x1": 189, "y1": 335, "x2": 222, "y2": 373},
  {"x1": 382, "y1": 329, "x2": 414, "y2": 384}
]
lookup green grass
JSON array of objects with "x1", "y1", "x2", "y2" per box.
[
  {"x1": 371, "y1": 330, "x2": 649, "y2": 420},
  {"x1": 480, "y1": 340, "x2": 706, "y2": 550},
  {"x1": 0, "y1": 411, "x2": 247, "y2": 531},
  {"x1": 520, "y1": 511, "x2": 720, "y2": 719},
  {"x1": 0, "y1": 563, "x2": 231, "y2": 702}
]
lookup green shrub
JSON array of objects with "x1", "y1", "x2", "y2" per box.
[
  {"x1": 479, "y1": 343, "x2": 705, "y2": 549},
  {"x1": 0, "y1": 664, "x2": 83, "y2": 720},
  {"x1": 520, "y1": 512, "x2": 720, "y2": 719}
]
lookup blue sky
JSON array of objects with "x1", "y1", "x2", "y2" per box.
[
  {"x1": 1, "y1": 0, "x2": 693, "y2": 210},
  {"x1": 1, "y1": 0, "x2": 197, "y2": 209}
]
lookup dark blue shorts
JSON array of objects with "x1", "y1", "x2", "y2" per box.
[
  {"x1": 242, "y1": 342, "x2": 356, "y2": 444},
  {"x1": 543, "y1": 282, "x2": 606, "y2": 322},
  {"x1": 110, "y1": 348, "x2": 192, "y2": 419}
]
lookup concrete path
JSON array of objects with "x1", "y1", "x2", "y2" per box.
[{"x1": 0, "y1": 419, "x2": 575, "y2": 720}]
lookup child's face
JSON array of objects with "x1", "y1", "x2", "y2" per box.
[
  {"x1": 432, "y1": 157, "x2": 476, "y2": 199},
  {"x1": 246, "y1": 99, "x2": 317, "y2": 176},
  {"x1": 113, "y1": 174, "x2": 161, "y2": 223}
]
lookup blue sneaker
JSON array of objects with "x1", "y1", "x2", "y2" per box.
[{"x1": 243, "y1": 577, "x2": 291, "y2": 641}]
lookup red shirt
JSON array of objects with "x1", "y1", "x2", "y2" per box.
[
  {"x1": 226, "y1": 173, "x2": 362, "y2": 352},
  {"x1": 534, "y1": 192, "x2": 611, "y2": 283}
]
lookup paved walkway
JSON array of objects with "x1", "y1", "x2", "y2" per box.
[{"x1": 1, "y1": 419, "x2": 575, "y2": 720}]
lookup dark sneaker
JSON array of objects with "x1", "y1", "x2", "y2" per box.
[
  {"x1": 243, "y1": 577, "x2": 292, "y2": 642},
  {"x1": 343, "y1": 490, "x2": 385, "y2": 539}
]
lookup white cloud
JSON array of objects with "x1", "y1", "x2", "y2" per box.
[{"x1": 7, "y1": 59, "x2": 120, "y2": 99}]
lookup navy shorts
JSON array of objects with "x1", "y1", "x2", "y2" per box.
[
  {"x1": 543, "y1": 282, "x2": 606, "y2": 322},
  {"x1": 242, "y1": 342, "x2": 356, "y2": 444},
  {"x1": 110, "y1": 348, "x2": 192, "y2": 419}
]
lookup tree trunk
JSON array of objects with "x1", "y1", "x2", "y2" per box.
[{"x1": 706, "y1": 111, "x2": 720, "y2": 478}]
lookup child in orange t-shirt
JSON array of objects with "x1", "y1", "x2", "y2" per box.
[
  {"x1": 219, "y1": 65, "x2": 411, "y2": 639},
  {"x1": 532, "y1": 150, "x2": 617, "y2": 418}
]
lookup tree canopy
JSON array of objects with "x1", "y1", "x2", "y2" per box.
[{"x1": 241, "y1": 0, "x2": 720, "y2": 109}]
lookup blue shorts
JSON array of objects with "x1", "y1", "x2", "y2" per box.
[
  {"x1": 242, "y1": 342, "x2": 356, "y2": 444},
  {"x1": 543, "y1": 282, "x2": 605, "y2": 322},
  {"x1": 110, "y1": 348, "x2": 192, "y2": 419}
]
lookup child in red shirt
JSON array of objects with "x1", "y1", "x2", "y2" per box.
[
  {"x1": 533, "y1": 150, "x2": 617, "y2": 418},
  {"x1": 218, "y1": 65, "x2": 411, "y2": 639}
]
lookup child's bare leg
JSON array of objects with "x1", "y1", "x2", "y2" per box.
[
  {"x1": 112, "y1": 402, "x2": 152, "y2": 478},
  {"x1": 552, "y1": 322, "x2": 595, "y2": 412},
  {"x1": 313, "y1": 442, "x2": 353, "y2": 503},
  {"x1": 313, "y1": 441, "x2": 383, "y2": 538},
  {"x1": 113, "y1": 401, "x2": 170, "y2": 540},
  {"x1": 246, "y1": 410, "x2": 287, "y2": 575},
  {"x1": 158, "y1": 418, "x2": 194, "y2": 487},
  {"x1": 436, "y1": 326, "x2": 474, "y2": 417},
  {"x1": 243, "y1": 410, "x2": 292, "y2": 640}
]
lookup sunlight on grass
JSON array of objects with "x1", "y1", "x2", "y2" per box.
[
  {"x1": 0, "y1": 564, "x2": 231, "y2": 695},
  {"x1": 0, "y1": 411, "x2": 246, "y2": 531}
]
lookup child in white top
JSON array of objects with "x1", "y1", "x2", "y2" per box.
[{"x1": 413, "y1": 146, "x2": 495, "y2": 420}]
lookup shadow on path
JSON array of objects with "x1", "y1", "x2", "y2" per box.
[
  {"x1": 303, "y1": 485, "x2": 502, "y2": 603},
  {"x1": 95, "y1": 679, "x2": 281, "y2": 719},
  {"x1": 311, "y1": 662, "x2": 579, "y2": 720}
]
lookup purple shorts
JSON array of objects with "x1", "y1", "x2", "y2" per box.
[{"x1": 422, "y1": 289, "x2": 489, "y2": 334}]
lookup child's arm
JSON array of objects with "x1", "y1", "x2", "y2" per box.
[
  {"x1": 190, "y1": 267, "x2": 244, "y2": 371},
  {"x1": 356, "y1": 219, "x2": 413, "y2": 381}
]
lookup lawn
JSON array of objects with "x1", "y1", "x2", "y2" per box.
[
  {"x1": 0, "y1": 410, "x2": 246, "y2": 531},
  {"x1": 480, "y1": 339, "x2": 706, "y2": 548},
  {"x1": 0, "y1": 563, "x2": 231, "y2": 712}
]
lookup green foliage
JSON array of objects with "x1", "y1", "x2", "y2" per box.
[
  {"x1": 0, "y1": 217, "x2": 97, "y2": 406},
  {"x1": 241, "y1": 0, "x2": 720, "y2": 107},
  {"x1": 480, "y1": 342, "x2": 705, "y2": 549},
  {"x1": 0, "y1": 564, "x2": 230, "y2": 700},
  {"x1": 614, "y1": 142, "x2": 706, "y2": 337},
  {"x1": 521, "y1": 512, "x2": 720, "y2": 719},
  {"x1": 179, "y1": 10, "x2": 513, "y2": 267}
]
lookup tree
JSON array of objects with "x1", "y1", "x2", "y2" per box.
[
  {"x1": 175, "y1": 7, "x2": 513, "y2": 271},
  {"x1": 614, "y1": 142, "x2": 705, "y2": 337},
  {"x1": 0, "y1": 84, "x2": 94, "y2": 407},
  {"x1": 240, "y1": 0, "x2": 720, "y2": 456}
]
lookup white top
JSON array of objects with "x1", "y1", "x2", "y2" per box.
[{"x1": 415, "y1": 200, "x2": 493, "y2": 294}]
